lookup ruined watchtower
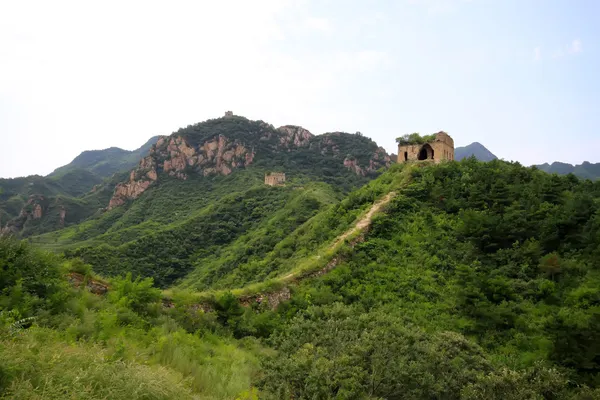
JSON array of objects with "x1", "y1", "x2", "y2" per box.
[
  {"x1": 265, "y1": 172, "x2": 286, "y2": 186},
  {"x1": 224, "y1": 111, "x2": 234, "y2": 118},
  {"x1": 397, "y1": 131, "x2": 454, "y2": 164}
]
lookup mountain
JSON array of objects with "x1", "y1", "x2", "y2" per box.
[
  {"x1": 28, "y1": 114, "x2": 392, "y2": 286},
  {"x1": 454, "y1": 143, "x2": 600, "y2": 181},
  {"x1": 3, "y1": 157, "x2": 600, "y2": 398},
  {"x1": 0, "y1": 137, "x2": 159, "y2": 237},
  {"x1": 535, "y1": 161, "x2": 600, "y2": 180},
  {"x1": 454, "y1": 142, "x2": 498, "y2": 161},
  {"x1": 49, "y1": 135, "x2": 160, "y2": 179}
]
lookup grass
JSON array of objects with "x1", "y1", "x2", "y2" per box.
[{"x1": 0, "y1": 327, "x2": 200, "y2": 399}]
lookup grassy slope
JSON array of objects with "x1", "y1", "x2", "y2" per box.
[
  {"x1": 32, "y1": 169, "x2": 352, "y2": 288},
  {"x1": 0, "y1": 239, "x2": 263, "y2": 400}
]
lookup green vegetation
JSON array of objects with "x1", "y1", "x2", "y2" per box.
[
  {"x1": 257, "y1": 159, "x2": 600, "y2": 397},
  {"x1": 4, "y1": 117, "x2": 387, "y2": 240},
  {"x1": 0, "y1": 238, "x2": 262, "y2": 399},
  {"x1": 395, "y1": 132, "x2": 436, "y2": 146},
  {"x1": 0, "y1": 134, "x2": 155, "y2": 237},
  {"x1": 4, "y1": 158, "x2": 600, "y2": 398},
  {"x1": 48, "y1": 136, "x2": 160, "y2": 179}
]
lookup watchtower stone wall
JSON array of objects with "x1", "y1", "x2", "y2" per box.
[
  {"x1": 397, "y1": 131, "x2": 454, "y2": 164},
  {"x1": 265, "y1": 172, "x2": 286, "y2": 186}
]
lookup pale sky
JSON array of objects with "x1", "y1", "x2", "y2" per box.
[{"x1": 1, "y1": 0, "x2": 599, "y2": 178}]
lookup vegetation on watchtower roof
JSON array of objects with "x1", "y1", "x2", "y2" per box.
[{"x1": 396, "y1": 132, "x2": 437, "y2": 146}]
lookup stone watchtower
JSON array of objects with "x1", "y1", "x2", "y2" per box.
[
  {"x1": 397, "y1": 131, "x2": 454, "y2": 164},
  {"x1": 224, "y1": 111, "x2": 234, "y2": 118},
  {"x1": 265, "y1": 172, "x2": 286, "y2": 186}
]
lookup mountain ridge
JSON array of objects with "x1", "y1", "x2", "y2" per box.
[
  {"x1": 454, "y1": 141, "x2": 498, "y2": 161},
  {"x1": 49, "y1": 135, "x2": 161, "y2": 179}
]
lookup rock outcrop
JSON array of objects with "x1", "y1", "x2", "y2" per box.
[
  {"x1": 277, "y1": 125, "x2": 313, "y2": 149},
  {"x1": 108, "y1": 134, "x2": 256, "y2": 209},
  {"x1": 342, "y1": 149, "x2": 391, "y2": 176},
  {"x1": 68, "y1": 272, "x2": 109, "y2": 295},
  {"x1": 0, "y1": 195, "x2": 49, "y2": 236},
  {"x1": 106, "y1": 118, "x2": 393, "y2": 210}
]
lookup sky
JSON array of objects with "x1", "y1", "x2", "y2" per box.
[{"x1": 1, "y1": 0, "x2": 599, "y2": 178}]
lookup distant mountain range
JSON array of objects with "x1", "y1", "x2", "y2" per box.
[
  {"x1": 455, "y1": 142, "x2": 599, "y2": 181},
  {"x1": 534, "y1": 161, "x2": 600, "y2": 181}
]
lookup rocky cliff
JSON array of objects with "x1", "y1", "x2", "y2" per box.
[
  {"x1": 104, "y1": 116, "x2": 392, "y2": 209},
  {"x1": 1, "y1": 195, "x2": 50, "y2": 235},
  {"x1": 108, "y1": 133, "x2": 257, "y2": 209}
]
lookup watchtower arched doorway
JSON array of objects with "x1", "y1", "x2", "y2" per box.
[{"x1": 418, "y1": 144, "x2": 434, "y2": 160}]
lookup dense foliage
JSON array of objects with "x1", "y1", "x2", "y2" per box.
[
  {"x1": 4, "y1": 143, "x2": 600, "y2": 398},
  {"x1": 259, "y1": 159, "x2": 600, "y2": 398},
  {"x1": 0, "y1": 237, "x2": 262, "y2": 399},
  {"x1": 64, "y1": 182, "x2": 338, "y2": 287},
  {"x1": 395, "y1": 133, "x2": 436, "y2": 146},
  {"x1": 0, "y1": 134, "x2": 156, "y2": 236}
]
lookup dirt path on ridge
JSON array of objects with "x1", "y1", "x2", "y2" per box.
[{"x1": 280, "y1": 191, "x2": 396, "y2": 282}]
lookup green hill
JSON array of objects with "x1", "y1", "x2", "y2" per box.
[
  {"x1": 3, "y1": 158, "x2": 600, "y2": 398},
  {"x1": 48, "y1": 136, "x2": 160, "y2": 179},
  {"x1": 0, "y1": 136, "x2": 159, "y2": 237},
  {"x1": 28, "y1": 116, "x2": 392, "y2": 287},
  {"x1": 536, "y1": 161, "x2": 600, "y2": 180},
  {"x1": 3, "y1": 116, "x2": 390, "y2": 240}
]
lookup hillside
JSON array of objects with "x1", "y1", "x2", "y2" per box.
[
  {"x1": 455, "y1": 142, "x2": 498, "y2": 161},
  {"x1": 49, "y1": 136, "x2": 160, "y2": 179},
  {"x1": 0, "y1": 171, "x2": 114, "y2": 237},
  {"x1": 536, "y1": 161, "x2": 600, "y2": 180},
  {"x1": 0, "y1": 137, "x2": 159, "y2": 237},
  {"x1": 27, "y1": 115, "x2": 392, "y2": 288},
  {"x1": 3, "y1": 158, "x2": 600, "y2": 398}
]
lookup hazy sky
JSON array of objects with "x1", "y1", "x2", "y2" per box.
[{"x1": 1, "y1": 0, "x2": 599, "y2": 178}]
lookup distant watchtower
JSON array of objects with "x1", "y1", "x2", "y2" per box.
[
  {"x1": 265, "y1": 172, "x2": 286, "y2": 186},
  {"x1": 397, "y1": 131, "x2": 454, "y2": 164},
  {"x1": 224, "y1": 111, "x2": 234, "y2": 118}
]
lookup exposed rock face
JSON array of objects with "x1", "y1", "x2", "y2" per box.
[
  {"x1": 0, "y1": 195, "x2": 48, "y2": 236},
  {"x1": 108, "y1": 134, "x2": 256, "y2": 209},
  {"x1": 239, "y1": 286, "x2": 291, "y2": 310},
  {"x1": 342, "y1": 147, "x2": 391, "y2": 176},
  {"x1": 277, "y1": 125, "x2": 313, "y2": 149},
  {"x1": 106, "y1": 119, "x2": 393, "y2": 210},
  {"x1": 154, "y1": 135, "x2": 254, "y2": 179},
  {"x1": 32, "y1": 204, "x2": 43, "y2": 219},
  {"x1": 59, "y1": 207, "x2": 66, "y2": 227},
  {"x1": 343, "y1": 157, "x2": 364, "y2": 176},
  {"x1": 68, "y1": 272, "x2": 109, "y2": 295},
  {"x1": 108, "y1": 177, "x2": 154, "y2": 210}
]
